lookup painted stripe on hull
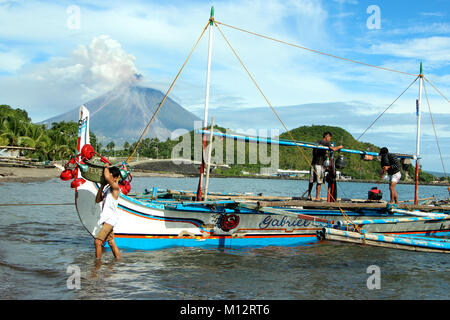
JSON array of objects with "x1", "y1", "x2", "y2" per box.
[
  {"x1": 113, "y1": 234, "x2": 318, "y2": 250},
  {"x1": 108, "y1": 229, "x2": 450, "y2": 251}
]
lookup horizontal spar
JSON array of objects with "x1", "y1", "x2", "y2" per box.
[
  {"x1": 196, "y1": 130, "x2": 416, "y2": 160},
  {"x1": 257, "y1": 199, "x2": 450, "y2": 212},
  {"x1": 337, "y1": 214, "x2": 450, "y2": 227}
]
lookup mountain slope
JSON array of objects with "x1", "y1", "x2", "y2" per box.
[{"x1": 41, "y1": 85, "x2": 200, "y2": 145}]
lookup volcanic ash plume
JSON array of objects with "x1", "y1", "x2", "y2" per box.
[{"x1": 72, "y1": 35, "x2": 143, "y2": 99}]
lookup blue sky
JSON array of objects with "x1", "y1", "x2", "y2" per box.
[{"x1": 0, "y1": 0, "x2": 449, "y2": 171}]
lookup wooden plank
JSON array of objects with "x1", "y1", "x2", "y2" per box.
[
  {"x1": 0, "y1": 156, "x2": 33, "y2": 162},
  {"x1": 166, "y1": 189, "x2": 293, "y2": 201},
  {"x1": 0, "y1": 146, "x2": 36, "y2": 150},
  {"x1": 164, "y1": 190, "x2": 450, "y2": 212},
  {"x1": 258, "y1": 199, "x2": 386, "y2": 210},
  {"x1": 257, "y1": 199, "x2": 450, "y2": 212}
]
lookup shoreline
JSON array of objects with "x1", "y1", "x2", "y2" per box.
[
  {"x1": 1, "y1": 165, "x2": 448, "y2": 187},
  {"x1": 0, "y1": 166, "x2": 186, "y2": 184}
]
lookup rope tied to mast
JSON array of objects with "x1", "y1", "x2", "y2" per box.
[
  {"x1": 356, "y1": 76, "x2": 420, "y2": 141},
  {"x1": 214, "y1": 20, "x2": 418, "y2": 78},
  {"x1": 126, "y1": 20, "x2": 211, "y2": 164},
  {"x1": 213, "y1": 20, "x2": 361, "y2": 232},
  {"x1": 423, "y1": 81, "x2": 449, "y2": 195}
]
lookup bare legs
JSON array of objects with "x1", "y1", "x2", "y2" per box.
[
  {"x1": 307, "y1": 182, "x2": 322, "y2": 201},
  {"x1": 389, "y1": 182, "x2": 399, "y2": 204},
  {"x1": 94, "y1": 238, "x2": 121, "y2": 260}
]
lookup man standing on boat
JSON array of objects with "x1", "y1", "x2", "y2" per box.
[
  {"x1": 379, "y1": 147, "x2": 401, "y2": 204},
  {"x1": 307, "y1": 131, "x2": 343, "y2": 201},
  {"x1": 94, "y1": 164, "x2": 122, "y2": 260}
]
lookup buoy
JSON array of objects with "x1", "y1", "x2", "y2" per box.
[
  {"x1": 71, "y1": 178, "x2": 86, "y2": 188},
  {"x1": 60, "y1": 169, "x2": 74, "y2": 181},
  {"x1": 119, "y1": 180, "x2": 131, "y2": 195},
  {"x1": 81, "y1": 144, "x2": 95, "y2": 160}
]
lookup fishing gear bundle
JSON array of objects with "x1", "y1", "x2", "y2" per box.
[{"x1": 59, "y1": 144, "x2": 132, "y2": 194}]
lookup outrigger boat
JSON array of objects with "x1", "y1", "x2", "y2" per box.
[{"x1": 66, "y1": 8, "x2": 450, "y2": 252}]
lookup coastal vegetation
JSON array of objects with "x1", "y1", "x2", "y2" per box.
[
  {"x1": 1, "y1": 104, "x2": 443, "y2": 183},
  {"x1": 0, "y1": 105, "x2": 99, "y2": 161}
]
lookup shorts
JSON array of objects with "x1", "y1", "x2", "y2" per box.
[
  {"x1": 309, "y1": 164, "x2": 325, "y2": 184},
  {"x1": 389, "y1": 171, "x2": 401, "y2": 184},
  {"x1": 96, "y1": 223, "x2": 114, "y2": 243}
]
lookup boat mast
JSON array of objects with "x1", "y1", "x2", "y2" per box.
[
  {"x1": 196, "y1": 6, "x2": 214, "y2": 201},
  {"x1": 414, "y1": 62, "x2": 423, "y2": 205}
]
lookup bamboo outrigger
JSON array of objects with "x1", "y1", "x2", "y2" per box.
[{"x1": 319, "y1": 228, "x2": 450, "y2": 254}]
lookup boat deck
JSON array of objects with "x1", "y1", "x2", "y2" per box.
[{"x1": 129, "y1": 189, "x2": 450, "y2": 213}]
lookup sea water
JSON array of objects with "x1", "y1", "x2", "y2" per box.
[{"x1": 0, "y1": 177, "x2": 449, "y2": 300}]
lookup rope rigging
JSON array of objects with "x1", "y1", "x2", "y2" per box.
[
  {"x1": 213, "y1": 19, "x2": 360, "y2": 231},
  {"x1": 356, "y1": 76, "x2": 419, "y2": 141},
  {"x1": 126, "y1": 16, "x2": 449, "y2": 216},
  {"x1": 424, "y1": 76, "x2": 450, "y2": 104},
  {"x1": 214, "y1": 20, "x2": 418, "y2": 77},
  {"x1": 126, "y1": 20, "x2": 211, "y2": 164},
  {"x1": 423, "y1": 81, "x2": 448, "y2": 184}
]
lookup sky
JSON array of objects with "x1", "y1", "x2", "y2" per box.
[{"x1": 0, "y1": 0, "x2": 449, "y2": 171}]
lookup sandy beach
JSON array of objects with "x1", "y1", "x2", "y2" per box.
[
  {"x1": 0, "y1": 165, "x2": 62, "y2": 183},
  {"x1": 0, "y1": 165, "x2": 186, "y2": 184}
]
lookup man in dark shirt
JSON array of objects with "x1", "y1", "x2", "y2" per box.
[
  {"x1": 379, "y1": 147, "x2": 401, "y2": 204},
  {"x1": 307, "y1": 132, "x2": 343, "y2": 200}
]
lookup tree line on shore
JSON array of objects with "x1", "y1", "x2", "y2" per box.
[
  {"x1": 1, "y1": 104, "x2": 446, "y2": 183},
  {"x1": 0, "y1": 105, "x2": 99, "y2": 161}
]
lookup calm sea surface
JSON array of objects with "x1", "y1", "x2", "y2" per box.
[{"x1": 0, "y1": 176, "x2": 449, "y2": 300}]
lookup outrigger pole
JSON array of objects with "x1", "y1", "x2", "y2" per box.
[
  {"x1": 196, "y1": 6, "x2": 215, "y2": 201},
  {"x1": 415, "y1": 63, "x2": 424, "y2": 205},
  {"x1": 196, "y1": 130, "x2": 416, "y2": 160}
]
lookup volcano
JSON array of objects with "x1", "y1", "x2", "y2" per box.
[{"x1": 41, "y1": 85, "x2": 200, "y2": 145}]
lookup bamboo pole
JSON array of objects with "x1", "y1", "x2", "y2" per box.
[
  {"x1": 257, "y1": 199, "x2": 450, "y2": 212},
  {"x1": 196, "y1": 7, "x2": 215, "y2": 201},
  {"x1": 322, "y1": 227, "x2": 450, "y2": 253},
  {"x1": 415, "y1": 63, "x2": 424, "y2": 205},
  {"x1": 204, "y1": 117, "x2": 214, "y2": 201}
]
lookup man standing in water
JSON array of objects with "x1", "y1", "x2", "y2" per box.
[
  {"x1": 94, "y1": 164, "x2": 121, "y2": 260},
  {"x1": 379, "y1": 147, "x2": 401, "y2": 204},
  {"x1": 307, "y1": 131, "x2": 343, "y2": 201}
]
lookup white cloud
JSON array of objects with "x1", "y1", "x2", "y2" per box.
[
  {"x1": 369, "y1": 36, "x2": 450, "y2": 63},
  {"x1": 388, "y1": 23, "x2": 450, "y2": 36},
  {"x1": 0, "y1": 50, "x2": 26, "y2": 72},
  {"x1": 0, "y1": 35, "x2": 143, "y2": 120}
]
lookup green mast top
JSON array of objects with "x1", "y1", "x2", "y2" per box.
[
  {"x1": 210, "y1": 6, "x2": 214, "y2": 25},
  {"x1": 420, "y1": 61, "x2": 423, "y2": 77}
]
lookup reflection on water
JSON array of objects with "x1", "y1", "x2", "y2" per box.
[{"x1": 0, "y1": 177, "x2": 449, "y2": 300}]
